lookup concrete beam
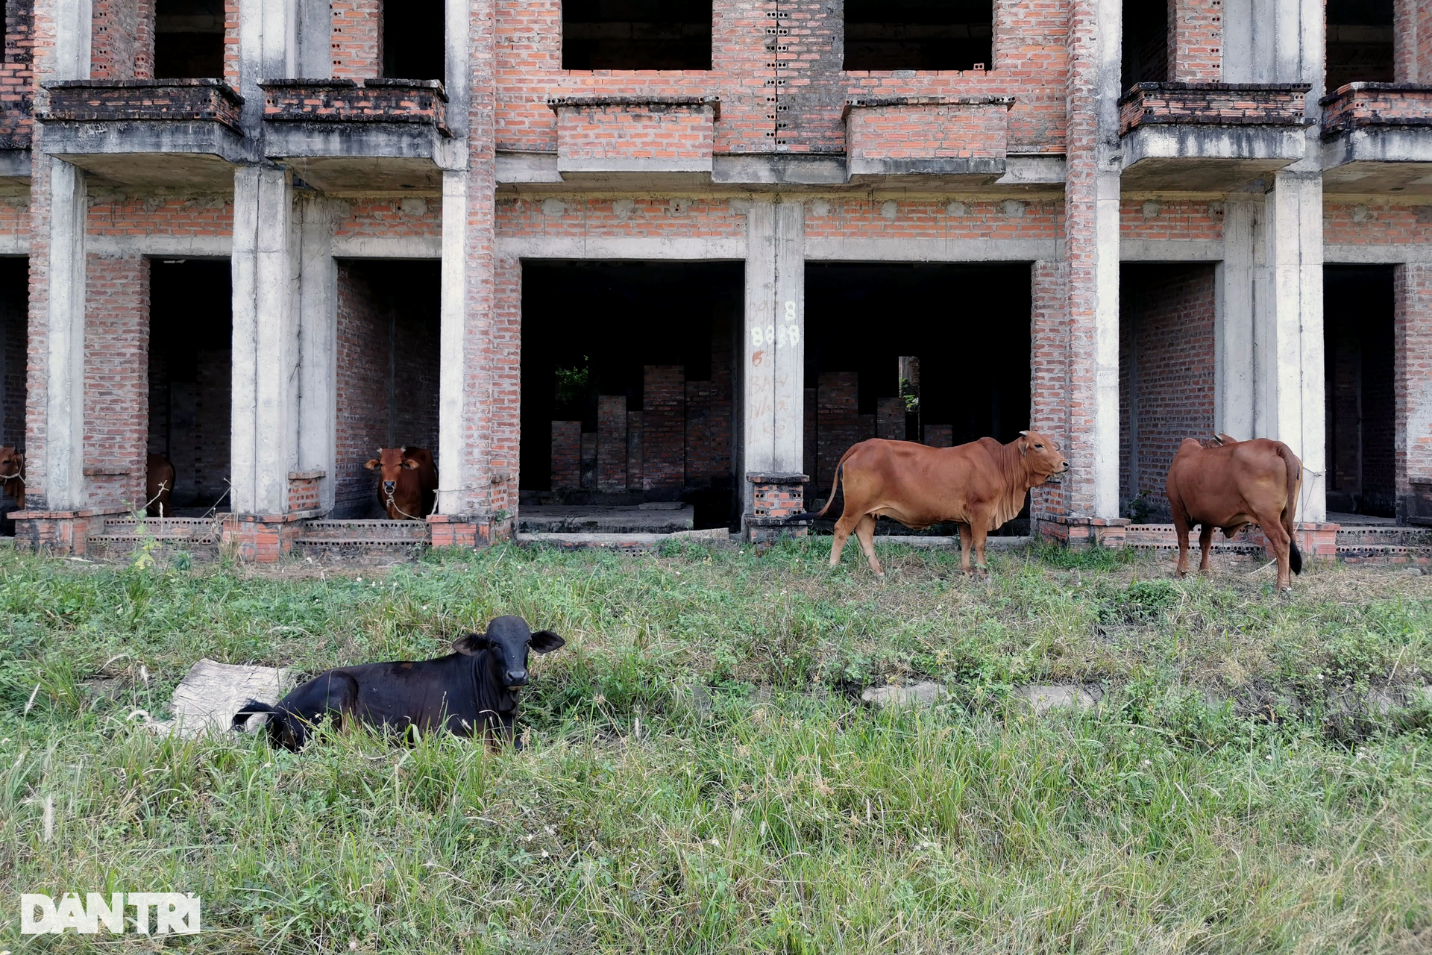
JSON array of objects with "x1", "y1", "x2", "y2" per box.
[
  {"x1": 87, "y1": 234, "x2": 231, "y2": 257},
  {"x1": 1325, "y1": 244, "x2": 1432, "y2": 264},
  {"x1": 332, "y1": 235, "x2": 442, "y2": 259},
  {"x1": 1120, "y1": 239, "x2": 1225, "y2": 261},
  {"x1": 496, "y1": 236, "x2": 746, "y2": 260},
  {"x1": 713, "y1": 155, "x2": 849, "y2": 186},
  {"x1": 42, "y1": 158, "x2": 88, "y2": 509}
]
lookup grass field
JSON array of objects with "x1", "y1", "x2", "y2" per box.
[{"x1": 1, "y1": 540, "x2": 1430, "y2": 953}]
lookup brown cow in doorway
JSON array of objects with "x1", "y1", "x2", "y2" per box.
[
  {"x1": 365, "y1": 446, "x2": 437, "y2": 521},
  {"x1": 146, "y1": 453, "x2": 175, "y2": 517},
  {"x1": 0, "y1": 446, "x2": 23, "y2": 509},
  {"x1": 1165, "y1": 435, "x2": 1304, "y2": 591},
  {"x1": 811, "y1": 431, "x2": 1069, "y2": 576}
]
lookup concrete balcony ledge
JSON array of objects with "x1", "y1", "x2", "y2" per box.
[
  {"x1": 844, "y1": 96, "x2": 1013, "y2": 181},
  {"x1": 549, "y1": 96, "x2": 719, "y2": 177},
  {"x1": 1320, "y1": 84, "x2": 1432, "y2": 195},
  {"x1": 39, "y1": 79, "x2": 253, "y2": 187},
  {"x1": 1117, "y1": 83, "x2": 1312, "y2": 191},
  {"x1": 259, "y1": 79, "x2": 449, "y2": 193}
]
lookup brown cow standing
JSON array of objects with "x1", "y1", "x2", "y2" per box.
[
  {"x1": 814, "y1": 431, "x2": 1069, "y2": 576},
  {"x1": 146, "y1": 453, "x2": 175, "y2": 517},
  {"x1": 1165, "y1": 435, "x2": 1303, "y2": 591},
  {"x1": 365, "y1": 446, "x2": 437, "y2": 521},
  {"x1": 0, "y1": 446, "x2": 23, "y2": 509}
]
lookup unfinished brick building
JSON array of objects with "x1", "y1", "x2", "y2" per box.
[{"x1": 1, "y1": 0, "x2": 1430, "y2": 560}]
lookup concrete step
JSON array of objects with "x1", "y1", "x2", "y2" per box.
[
  {"x1": 293, "y1": 539, "x2": 427, "y2": 561},
  {"x1": 297, "y1": 519, "x2": 430, "y2": 542},
  {"x1": 1335, "y1": 525, "x2": 1432, "y2": 547},
  {"x1": 99, "y1": 517, "x2": 222, "y2": 542},
  {"x1": 518, "y1": 504, "x2": 695, "y2": 535}
]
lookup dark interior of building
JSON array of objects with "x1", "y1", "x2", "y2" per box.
[
  {"x1": 561, "y1": 0, "x2": 713, "y2": 70},
  {"x1": 844, "y1": 0, "x2": 993, "y2": 72},
  {"x1": 803, "y1": 262, "x2": 1031, "y2": 533},
  {"x1": 0, "y1": 257, "x2": 26, "y2": 534},
  {"x1": 333, "y1": 260, "x2": 441, "y2": 519},
  {"x1": 1326, "y1": 0, "x2": 1395, "y2": 91},
  {"x1": 1325, "y1": 266, "x2": 1395, "y2": 518},
  {"x1": 520, "y1": 261, "x2": 741, "y2": 529},
  {"x1": 148, "y1": 259, "x2": 232, "y2": 512},
  {"x1": 384, "y1": 0, "x2": 446, "y2": 81},
  {"x1": 153, "y1": 0, "x2": 225, "y2": 79},
  {"x1": 1121, "y1": 0, "x2": 1169, "y2": 88},
  {"x1": 1119, "y1": 264, "x2": 1217, "y2": 521}
]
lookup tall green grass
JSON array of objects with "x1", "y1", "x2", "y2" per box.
[{"x1": 0, "y1": 542, "x2": 1429, "y2": 952}]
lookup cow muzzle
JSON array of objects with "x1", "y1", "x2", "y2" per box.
[
  {"x1": 504, "y1": 668, "x2": 528, "y2": 688},
  {"x1": 383, "y1": 481, "x2": 396, "y2": 493}
]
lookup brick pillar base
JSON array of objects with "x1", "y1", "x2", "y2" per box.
[
  {"x1": 1292, "y1": 522, "x2": 1341, "y2": 561},
  {"x1": 744, "y1": 472, "x2": 811, "y2": 544},
  {"x1": 1404, "y1": 482, "x2": 1432, "y2": 526},
  {"x1": 222, "y1": 515, "x2": 307, "y2": 563},
  {"x1": 11, "y1": 506, "x2": 128, "y2": 556},
  {"x1": 1036, "y1": 516, "x2": 1131, "y2": 549},
  {"x1": 427, "y1": 512, "x2": 513, "y2": 550}
]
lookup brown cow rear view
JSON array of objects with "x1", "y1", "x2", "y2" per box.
[
  {"x1": 365, "y1": 446, "x2": 437, "y2": 520},
  {"x1": 146, "y1": 453, "x2": 174, "y2": 517},
  {"x1": 1165, "y1": 435, "x2": 1304, "y2": 590},
  {"x1": 813, "y1": 431, "x2": 1068, "y2": 576}
]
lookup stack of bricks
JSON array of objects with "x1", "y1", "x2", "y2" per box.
[
  {"x1": 1321, "y1": 84, "x2": 1432, "y2": 136},
  {"x1": 287, "y1": 471, "x2": 324, "y2": 513},
  {"x1": 1118, "y1": 83, "x2": 1310, "y2": 137},
  {"x1": 876, "y1": 397, "x2": 905, "y2": 440},
  {"x1": 745, "y1": 471, "x2": 810, "y2": 543},
  {"x1": 642, "y1": 365, "x2": 685, "y2": 490},
  {"x1": 596, "y1": 396, "x2": 626, "y2": 491},
  {"x1": 816, "y1": 371, "x2": 857, "y2": 488},
  {"x1": 550, "y1": 420, "x2": 580, "y2": 488}
]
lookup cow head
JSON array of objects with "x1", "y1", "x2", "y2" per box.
[
  {"x1": 1016, "y1": 431, "x2": 1069, "y2": 485},
  {"x1": 452, "y1": 615, "x2": 566, "y2": 689},
  {"x1": 0, "y1": 446, "x2": 21, "y2": 480},
  {"x1": 365, "y1": 447, "x2": 419, "y2": 497}
]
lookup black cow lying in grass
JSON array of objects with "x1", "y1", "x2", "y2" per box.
[{"x1": 233, "y1": 616, "x2": 565, "y2": 751}]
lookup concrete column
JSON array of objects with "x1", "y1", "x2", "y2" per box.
[
  {"x1": 230, "y1": 165, "x2": 299, "y2": 515},
  {"x1": 237, "y1": 0, "x2": 296, "y2": 127},
  {"x1": 295, "y1": 196, "x2": 338, "y2": 512},
  {"x1": 1216, "y1": 200, "x2": 1258, "y2": 440},
  {"x1": 1256, "y1": 170, "x2": 1326, "y2": 521},
  {"x1": 435, "y1": 170, "x2": 470, "y2": 517},
  {"x1": 1063, "y1": 0, "x2": 1121, "y2": 523},
  {"x1": 53, "y1": 0, "x2": 94, "y2": 79},
  {"x1": 295, "y1": 0, "x2": 330, "y2": 78},
  {"x1": 741, "y1": 199, "x2": 806, "y2": 514},
  {"x1": 42, "y1": 158, "x2": 88, "y2": 510}
]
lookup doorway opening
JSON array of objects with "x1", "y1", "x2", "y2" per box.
[{"x1": 1325, "y1": 265, "x2": 1395, "y2": 518}]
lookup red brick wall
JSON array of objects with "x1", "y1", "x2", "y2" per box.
[
  {"x1": 1030, "y1": 258, "x2": 1067, "y2": 521},
  {"x1": 876, "y1": 396, "x2": 904, "y2": 440},
  {"x1": 845, "y1": 101, "x2": 1010, "y2": 162},
  {"x1": 1394, "y1": 0, "x2": 1432, "y2": 84},
  {"x1": 554, "y1": 101, "x2": 716, "y2": 164},
  {"x1": 87, "y1": 196, "x2": 234, "y2": 237},
  {"x1": 1120, "y1": 198, "x2": 1225, "y2": 241},
  {"x1": 597, "y1": 395, "x2": 626, "y2": 491},
  {"x1": 1395, "y1": 264, "x2": 1432, "y2": 508},
  {"x1": 91, "y1": 0, "x2": 153, "y2": 80},
  {"x1": 1118, "y1": 264, "x2": 1217, "y2": 515},
  {"x1": 335, "y1": 198, "x2": 443, "y2": 240},
  {"x1": 0, "y1": 0, "x2": 35, "y2": 147},
  {"x1": 223, "y1": 0, "x2": 238, "y2": 87},
  {"x1": 684, "y1": 316, "x2": 732, "y2": 485},
  {"x1": 331, "y1": 0, "x2": 381, "y2": 79},
  {"x1": 1119, "y1": 83, "x2": 1307, "y2": 136},
  {"x1": 641, "y1": 365, "x2": 684, "y2": 490},
  {"x1": 802, "y1": 197, "x2": 1061, "y2": 241},
  {"x1": 923, "y1": 424, "x2": 953, "y2": 447},
  {"x1": 1170, "y1": 0, "x2": 1221, "y2": 82},
  {"x1": 816, "y1": 371, "x2": 857, "y2": 489},
  {"x1": 84, "y1": 256, "x2": 149, "y2": 508},
  {"x1": 492, "y1": 0, "x2": 1068, "y2": 158}
]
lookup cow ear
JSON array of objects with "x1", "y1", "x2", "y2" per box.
[
  {"x1": 364, "y1": 459, "x2": 380, "y2": 470},
  {"x1": 401, "y1": 459, "x2": 419, "y2": 470},
  {"x1": 529, "y1": 630, "x2": 566, "y2": 654},
  {"x1": 452, "y1": 632, "x2": 489, "y2": 656}
]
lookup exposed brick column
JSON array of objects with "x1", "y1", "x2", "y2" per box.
[
  {"x1": 1395, "y1": 264, "x2": 1432, "y2": 520},
  {"x1": 1029, "y1": 258, "x2": 1069, "y2": 524},
  {"x1": 1057, "y1": 0, "x2": 1123, "y2": 543},
  {"x1": 1169, "y1": 0, "x2": 1222, "y2": 81},
  {"x1": 1393, "y1": 0, "x2": 1432, "y2": 84},
  {"x1": 84, "y1": 254, "x2": 149, "y2": 508}
]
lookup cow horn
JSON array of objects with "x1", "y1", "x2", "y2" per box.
[
  {"x1": 1018, "y1": 430, "x2": 1029, "y2": 437},
  {"x1": 375, "y1": 447, "x2": 382, "y2": 453}
]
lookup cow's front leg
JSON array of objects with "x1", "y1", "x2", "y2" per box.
[
  {"x1": 956, "y1": 522, "x2": 973, "y2": 575},
  {"x1": 1198, "y1": 524, "x2": 1215, "y2": 573},
  {"x1": 854, "y1": 514, "x2": 884, "y2": 577}
]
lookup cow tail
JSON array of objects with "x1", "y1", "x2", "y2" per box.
[
  {"x1": 232, "y1": 700, "x2": 277, "y2": 731},
  {"x1": 1276, "y1": 442, "x2": 1304, "y2": 576},
  {"x1": 814, "y1": 461, "x2": 845, "y2": 519}
]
